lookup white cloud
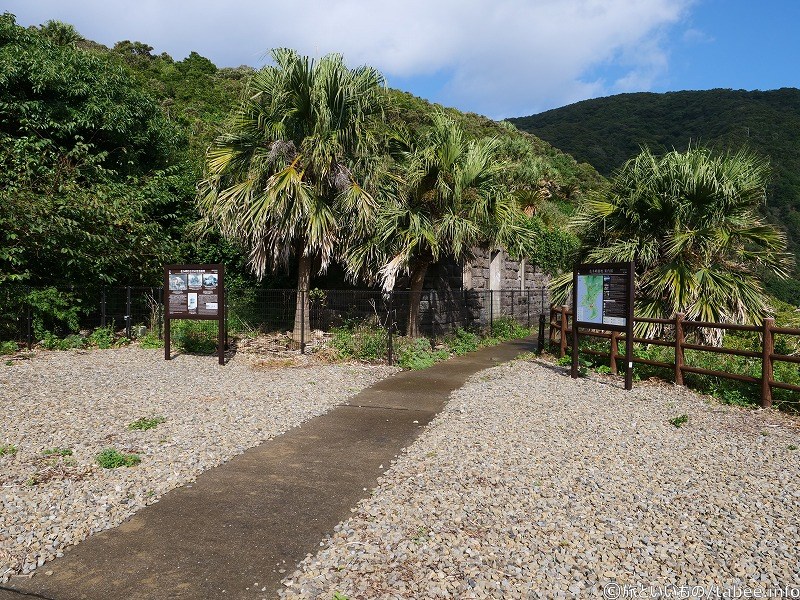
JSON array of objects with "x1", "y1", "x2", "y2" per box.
[
  {"x1": 682, "y1": 27, "x2": 714, "y2": 44},
  {"x1": 4, "y1": 0, "x2": 694, "y2": 117}
]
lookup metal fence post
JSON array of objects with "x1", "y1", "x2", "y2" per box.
[
  {"x1": 125, "y1": 286, "x2": 132, "y2": 339},
  {"x1": 537, "y1": 312, "x2": 545, "y2": 354},
  {"x1": 489, "y1": 290, "x2": 493, "y2": 335},
  {"x1": 101, "y1": 289, "x2": 107, "y2": 328},
  {"x1": 387, "y1": 291, "x2": 394, "y2": 366},
  {"x1": 527, "y1": 290, "x2": 531, "y2": 329},
  {"x1": 157, "y1": 297, "x2": 163, "y2": 340},
  {"x1": 300, "y1": 290, "x2": 306, "y2": 354},
  {"x1": 26, "y1": 304, "x2": 33, "y2": 350}
]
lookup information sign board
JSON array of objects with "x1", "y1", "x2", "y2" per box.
[
  {"x1": 572, "y1": 261, "x2": 635, "y2": 389},
  {"x1": 575, "y1": 264, "x2": 631, "y2": 330},
  {"x1": 163, "y1": 264, "x2": 225, "y2": 364}
]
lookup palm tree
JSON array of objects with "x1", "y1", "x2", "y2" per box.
[
  {"x1": 197, "y1": 49, "x2": 385, "y2": 339},
  {"x1": 554, "y1": 146, "x2": 793, "y2": 342},
  {"x1": 346, "y1": 113, "x2": 528, "y2": 337}
]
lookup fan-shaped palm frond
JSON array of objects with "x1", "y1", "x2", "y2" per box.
[
  {"x1": 343, "y1": 112, "x2": 525, "y2": 336},
  {"x1": 197, "y1": 49, "x2": 385, "y2": 338},
  {"x1": 553, "y1": 146, "x2": 793, "y2": 343}
]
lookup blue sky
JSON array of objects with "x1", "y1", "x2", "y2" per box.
[{"x1": 5, "y1": 0, "x2": 799, "y2": 118}]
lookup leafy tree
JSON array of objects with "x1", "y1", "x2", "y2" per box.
[
  {"x1": 0, "y1": 14, "x2": 188, "y2": 289},
  {"x1": 197, "y1": 48, "x2": 386, "y2": 339},
  {"x1": 346, "y1": 113, "x2": 529, "y2": 337},
  {"x1": 553, "y1": 146, "x2": 793, "y2": 342},
  {"x1": 39, "y1": 20, "x2": 83, "y2": 46}
]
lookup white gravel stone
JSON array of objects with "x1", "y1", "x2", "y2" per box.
[
  {"x1": 0, "y1": 346, "x2": 396, "y2": 582},
  {"x1": 279, "y1": 359, "x2": 800, "y2": 599}
]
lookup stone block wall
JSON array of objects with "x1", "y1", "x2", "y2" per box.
[{"x1": 416, "y1": 247, "x2": 551, "y2": 335}]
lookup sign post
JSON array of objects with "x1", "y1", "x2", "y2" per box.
[
  {"x1": 163, "y1": 264, "x2": 226, "y2": 365},
  {"x1": 571, "y1": 261, "x2": 634, "y2": 390}
]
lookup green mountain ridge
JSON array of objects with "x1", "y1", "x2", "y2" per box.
[{"x1": 508, "y1": 89, "x2": 800, "y2": 294}]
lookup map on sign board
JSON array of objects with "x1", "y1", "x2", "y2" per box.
[{"x1": 576, "y1": 275, "x2": 604, "y2": 324}]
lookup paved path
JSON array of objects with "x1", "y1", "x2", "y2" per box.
[{"x1": 1, "y1": 337, "x2": 536, "y2": 600}]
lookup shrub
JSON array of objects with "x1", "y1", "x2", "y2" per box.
[
  {"x1": 87, "y1": 326, "x2": 115, "y2": 349},
  {"x1": 395, "y1": 337, "x2": 448, "y2": 370},
  {"x1": 490, "y1": 317, "x2": 531, "y2": 341},
  {"x1": 138, "y1": 331, "x2": 164, "y2": 349},
  {"x1": 329, "y1": 323, "x2": 386, "y2": 361},
  {"x1": 96, "y1": 448, "x2": 141, "y2": 468},
  {"x1": 445, "y1": 328, "x2": 480, "y2": 356},
  {"x1": 44, "y1": 333, "x2": 85, "y2": 350},
  {"x1": 0, "y1": 341, "x2": 19, "y2": 355},
  {"x1": 173, "y1": 320, "x2": 218, "y2": 354},
  {"x1": 26, "y1": 287, "x2": 83, "y2": 339}
]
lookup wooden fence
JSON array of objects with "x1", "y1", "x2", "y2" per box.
[{"x1": 548, "y1": 305, "x2": 800, "y2": 409}]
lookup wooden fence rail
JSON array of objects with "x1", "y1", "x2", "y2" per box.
[{"x1": 548, "y1": 305, "x2": 800, "y2": 409}]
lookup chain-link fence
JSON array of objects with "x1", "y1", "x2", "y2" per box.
[{"x1": 1, "y1": 286, "x2": 550, "y2": 360}]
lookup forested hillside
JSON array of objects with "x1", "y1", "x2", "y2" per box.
[
  {"x1": 509, "y1": 89, "x2": 800, "y2": 301},
  {"x1": 0, "y1": 13, "x2": 600, "y2": 296}
]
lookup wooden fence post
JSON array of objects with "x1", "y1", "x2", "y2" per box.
[
  {"x1": 761, "y1": 318, "x2": 774, "y2": 409},
  {"x1": 559, "y1": 305, "x2": 568, "y2": 358},
  {"x1": 610, "y1": 331, "x2": 619, "y2": 374},
  {"x1": 675, "y1": 313, "x2": 685, "y2": 386}
]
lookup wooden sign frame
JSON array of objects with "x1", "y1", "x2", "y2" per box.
[
  {"x1": 571, "y1": 261, "x2": 635, "y2": 390},
  {"x1": 163, "y1": 264, "x2": 226, "y2": 365}
]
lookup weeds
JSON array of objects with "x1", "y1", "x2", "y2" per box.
[
  {"x1": 0, "y1": 444, "x2": 18, "y2": 457},
  {"x1": 96, "y1": 448, "x2": 141, "y2": 468},
  {"x1": 138, "y1": 331, "x2": 164, "y2": 349},
  {"x1": 173, "y1": 321, "x2": 218, "y2": 354},
  {"x1": 42, "y1": 447, "x2": 72, "y2": 457},
  {"x1": 128, "y1": 416, "x2": 166, "y2": 431},
  {"x1": 669, "y1": 414, "x2": 689, "y2": 428},
  {"x1": 445, "y1": 328, "x2": 481, "y2": 356},
  {"x1": 37, "y1": 326, "x2": 129, "y2": 351},
  {"x1": 330, "y1": 323, "x2": 386, "y2": 361}
]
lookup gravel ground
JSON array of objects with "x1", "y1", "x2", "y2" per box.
[
  {"x1": 0, "y1": 346, "x2": 396, "y2": 582},
  {"x1": 280, "y1": 359, "x2": 800, "y2": 599}
]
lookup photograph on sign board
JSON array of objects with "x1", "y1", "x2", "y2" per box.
[
  {"x1": 187, "y1": 293, "x2": 198, "y2": 310},
  {"x1": 187, "y1": 273, "x2": 203, "y2": 288},
  {"x1": 169, "y1": 273, "x2": 187, "y2": 291},
  {"x1": 203, "y1": 273, "x2": 218, "y2": 287}
]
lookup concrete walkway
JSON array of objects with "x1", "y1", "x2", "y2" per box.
[{"x1": 1, "y1": 337, "x2": 536, "y2": 600}]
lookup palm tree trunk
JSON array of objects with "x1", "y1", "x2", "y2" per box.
[
  {"x1": 407, "y1": 261, "x2": 429, "y2": 338},
  {"x1": 293, "y1": 254, "x2": 311, "y2": 343}
]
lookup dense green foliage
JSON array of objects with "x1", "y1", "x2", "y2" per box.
[
  {"x1": 552, "y1": 147, "x2": 792, "y2": 339},
  {"x1": 0, "y1": 14, "x2": 192, "y2": 289},
  {"x1": 510, "y1": 89, "x2": 800, "y2": 301},
  {"x1": 0, "y1": 14, "x2": 601, "y2": 345}
]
